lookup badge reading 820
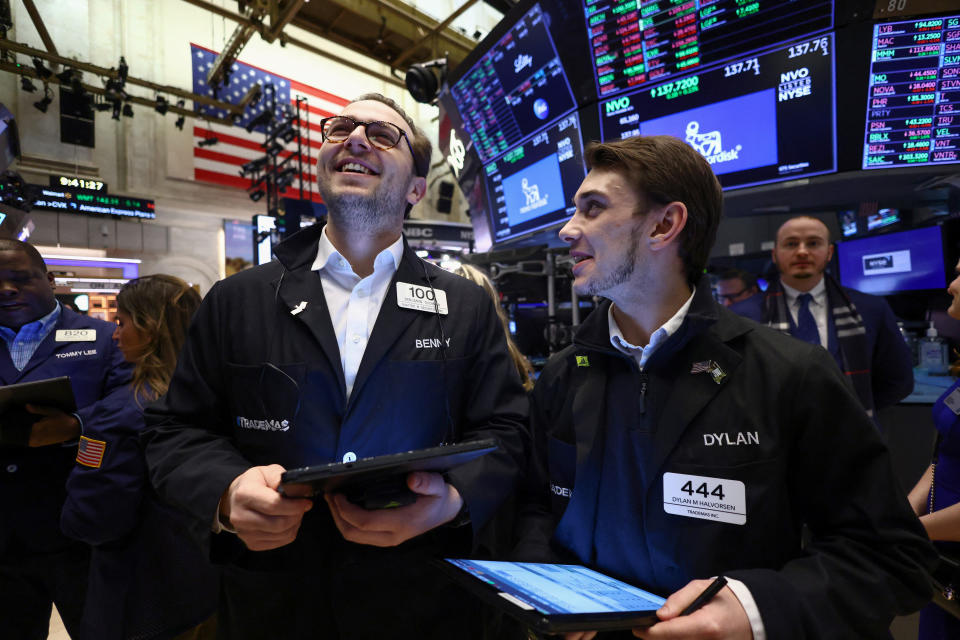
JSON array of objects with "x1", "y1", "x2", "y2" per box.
[{"x1": 663, "y1": 472, "x2": 746, "y2": 525}]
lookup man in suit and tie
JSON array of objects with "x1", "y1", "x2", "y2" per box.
[
  {"x1": 0, "y1": 239, "x2": 136, "y2": 638},
  {"x1": 730, "y1": 215, "x2": 914, "y2": 420},
  {"x1": 143, "y1": 94, "x2": 527, "y2": 640}
]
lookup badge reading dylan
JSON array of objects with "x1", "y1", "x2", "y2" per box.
[{"x1": 691, "y1": 360, "x2": 726, "y2": 384}]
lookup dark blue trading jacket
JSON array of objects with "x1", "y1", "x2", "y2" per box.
[
  {"x1": 0, "y1": 307, "x2": 134, "y2": 557},
  {"x1": 62, "y1": 387, "x2": 218, "y2": 640}
]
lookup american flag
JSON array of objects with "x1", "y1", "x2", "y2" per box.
[
  {"x1": 77, "y1": 435, "x2": 106, "y2": 468},
  {"x1": 190, "y1": 43, "x2": 349, "y2": 202},
  {"x1": 690, "y1": 360, "x2": 717, "y2": 374}
]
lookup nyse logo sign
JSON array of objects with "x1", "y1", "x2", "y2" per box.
[
  {"x1": 447, "y1": 128, "x2": 465, "y2": 178},
  {"x1": 862, "y1": 249, "x2": 911, "y2": 276},
  {"x1": 778, "y1": 67, "x2": 812, "y2": 101}
]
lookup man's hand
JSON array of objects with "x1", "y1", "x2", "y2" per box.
[
  {"x1": 221, "y1": 464, "x2": 313, "y2": 551},
  {"x1": 325, "y1": 471, "x2": 463, "y2": 547},
  {"x1": 632, "y1": 579, "x2": 751, "y2": 640},
  {"x1": 26, "y1": 404, "x2": 80, "y2": 447}
]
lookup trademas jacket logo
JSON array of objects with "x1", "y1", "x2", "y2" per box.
[{"x1": 236, "y1": 416, "x2": 290, "y2": 432}]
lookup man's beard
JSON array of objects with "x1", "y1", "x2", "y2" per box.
[
  {"x1": 318, "y1": 177, "x2": 408, "y2": 233},
  {"x1": 577, "y1": 225, "x2": 643, "y2": 297}
]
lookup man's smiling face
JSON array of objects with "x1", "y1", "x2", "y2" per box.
[{"x1": 316, "y1": 100, "x2": 424, "y2": 230}]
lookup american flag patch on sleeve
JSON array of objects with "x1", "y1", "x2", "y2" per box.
[{"x1": 77, "y1": 436, "x2": 106, "y2": 468}]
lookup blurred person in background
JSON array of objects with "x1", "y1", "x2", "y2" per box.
[
  {"x1": 714, "y1": 268, "x2": 758, "y2": 307},
  {"x1": 454, "y1": 263, "x2": 534, "y2": 392},
  {"x1": 61, "y1": 275, "x2": 218, "y2": 640},
  {"x1": 908, "y1": 259, "x2": 960, "y2": 640}
]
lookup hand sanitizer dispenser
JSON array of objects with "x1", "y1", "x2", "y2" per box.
[{"x1": 920, "y1": 321, "x2": 949, "y2": 375}]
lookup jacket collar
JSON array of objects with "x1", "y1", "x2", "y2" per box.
[{"x1": 572, "y1": 275, "x2": 726, "y2": 368}]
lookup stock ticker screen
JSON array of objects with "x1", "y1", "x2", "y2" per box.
[
  {"x1": 585, "y1": 0, "x2": 833, "y2": 98},
  {"x1": 450, "y1": 3, "x2": 578, "y2": 165},
  {"x1": 863, "y1": 14, "x2": 960, "y2": 169},
  {"x1": 484, "y1": 111, "x2": 587, "y2": 243},
  {"x1": 599, "y1": 33, "x2": 836, "y2": 189},
  {"x1": 445, "y1": 2, "x2": 589, "y2": 245}
]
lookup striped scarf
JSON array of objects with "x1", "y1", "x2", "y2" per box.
[{"x1": 763, "y1": 274, "x2": 874, "y2": 417}]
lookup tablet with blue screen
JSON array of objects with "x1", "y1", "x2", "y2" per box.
[{"x1": 439, "y1": 559, "x2": 665, "y2": 633}]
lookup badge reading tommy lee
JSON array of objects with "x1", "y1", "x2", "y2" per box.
[{"x1": 663, "y1": 472, "x2": 746, "y2": 525}]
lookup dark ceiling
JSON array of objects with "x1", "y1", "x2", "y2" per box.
[{"x1": 291, "y1": 0, "x2": 485, "y2": 73}]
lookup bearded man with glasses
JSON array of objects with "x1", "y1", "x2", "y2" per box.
[{"x1": 143, "y1": 94, "x2": 528, "y2": 640}]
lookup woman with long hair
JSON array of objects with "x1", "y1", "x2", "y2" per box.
[
  {"x1": 909, "y1": 260, "x2": 960, "y2": 640},
  {"x1": 61, "y1": 275, "x2": 218, "y2": 640},
  {"x1": 453, "y1": 263, "x2": 535, "y2": 392}
]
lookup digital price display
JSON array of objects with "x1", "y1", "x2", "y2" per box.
[
  {"x1": 450, "y1": 3, "x2": 577, "y2": 165},
  {"x1": 585, "y1": 0, "x2": 833, "y2": 98},
  {"x1": 483, "y1": 112, "x2": 587, "y2": 243},
  {"x1": 32, "y1": 187, "x2": 157, "y2": 219},
  {"x1": 599, "y1": 33, "x2": 836, "y2": 190},
  {"x1": 48, "y1": 175, "x2": 107, "y2": 192},
  {"x1": 863, "y1": 14, "x2": 960, "y2": 169}
]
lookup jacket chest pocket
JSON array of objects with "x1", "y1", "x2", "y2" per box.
[
  {"x1": 224, "y1": 362, "x2": 305, "y2": 434},
  {"x1": 547, "y1": 436, "x2": 577, "y2": 514}
]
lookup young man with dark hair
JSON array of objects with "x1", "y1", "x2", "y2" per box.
[
  {"x1": 0, "y1": 239, "x2": 137, "y2": 638},
  {"x1": 730, "y1": 215, "x2": 913, "y2": 420},
  {"x1": 714, "y1": 269, "x2": 758, "y2": 307},
  {"x1": 143, "y1": 95, "x2": 527, "y2": 639},
  {"x1": 516, "y1": 136, "x2": 934, "y2": 639}
]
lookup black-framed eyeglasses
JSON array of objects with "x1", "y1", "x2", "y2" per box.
[
  {"x1": 320, "y1": 115, "x2": 418, "y2": 168},
  {"x1": 716, "y1": 288, "x2": 749, "y2": 302}
]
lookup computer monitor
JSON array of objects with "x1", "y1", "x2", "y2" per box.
[
  {"x1": 598, "y1": 33, "x2": 837, "y2": 190},
  {"x1": 836, "y1": 225, "x2": 947, "y2": 295},
  {"x1": 863, "y1": 13, "x2": 960, "y2": 169},
  {"x1": 583, "y1": 0, "x2": 834, "y2": 99}
]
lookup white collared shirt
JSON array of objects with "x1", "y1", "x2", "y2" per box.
[
  {"x1": 311, "y1": 225, "x2": 403, "y2": 398},
  {"x1": 607, "y1": 288, "x2": 696, "y2": 369},
  {"x1": 606, "y1": 287, "x2": 766, "y2": 640},
  {"x1": 781, "y1": 277, "x2": 828, "y2": 349}
]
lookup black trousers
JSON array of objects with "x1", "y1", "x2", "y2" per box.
[
  {"x1": 216, "y1": 546, "x2": 486, "y2": 640},
  {"x1": 0, "y1": 544, "x2": 90, "y2": 640}
]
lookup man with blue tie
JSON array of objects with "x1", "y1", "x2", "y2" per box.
[{"x1": 730, "y1": 215, "x2": 914, "y2": 420}]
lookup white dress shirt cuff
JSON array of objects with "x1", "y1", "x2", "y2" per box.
[
  {"x1": 212, "y1": 496, "x2": 237, "y2": 534},
  {"x1": 725, "y1": 577, "x2": 765, "y2": 640}
]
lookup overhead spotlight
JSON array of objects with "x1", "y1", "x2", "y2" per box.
[
  {"x1": 276, "y1": 167, "x2": 298, "y2": 190},
  {"x1": 263, "y1": 141, "x2": 284, "y2": 157},
  {"x1": 198, "y1": 136, "x2": 219, "y2": 147},
  {"x1": 94, "y1": 100, "x2": 111, "y2": 112},
  {"x1": 245, "y1": 110, "x2": 273, "y2": 133},
  {"x1": 117, "y1": 56, "x2": 129, "y2": 83},
  {"x1": 20, "y1": 76, "x2": 36, "y2": 93},
  {"x1": 174, "y1": 98, "x2": 185, "y2": 130},
  {"x1": 122, "y1": 103, "x2": 134, "y2": 118},
  {"x1": 154, "y1": 95, "x2": 168, "y2": 115},
  {"x1": 33, "y1": 89, "x2": 52, "y2": 113},
  {"x1": 405, "y1": 57, "x2": 447, "y2": 104},
  {"x1": 240, "y1": 156, "x2": 268, "y2": 176},
  {"x1": 248, "y1": 188, "x2": 265, "y2": 202},
  {"x1": 55, "y1": 67, "x2": 76, "y2": 85},
  {"x1": 31, "y1": 57, "x2": 51, "y2": 80},
  {"x1": 111, "y1": 100, "x2": 121, "y2": 120}
]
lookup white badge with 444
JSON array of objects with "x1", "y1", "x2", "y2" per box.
[{"x1": 663, "y1": 472, "x2": 746, "y2": 525}]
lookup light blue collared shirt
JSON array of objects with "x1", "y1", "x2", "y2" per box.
[{"x1": 0, "y1": 302, "x2": 62, "y2": 371}]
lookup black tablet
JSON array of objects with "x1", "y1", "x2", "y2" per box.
[
  {"x1": 0, "y1": 376, "x2": 77, "y2": 413},
  {"x1": 279, "y1": 439, "x2": 498, "y2": 508},
  {"x1": 439, "y1": 559, "x2": 665, "y2": 634}
]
